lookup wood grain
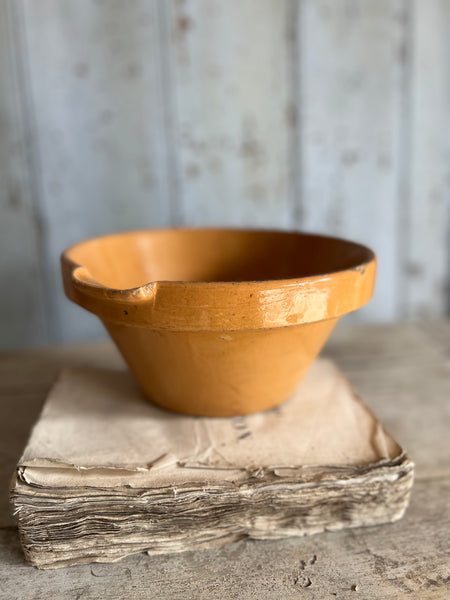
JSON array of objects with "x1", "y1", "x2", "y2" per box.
[
  {"x1": 18, "y1": 0, "x2": 174, "y2": 343},
  {"x1": 1, "y1": 0, "x2": 450, "y2": 348},
  {"x1": 403, "y1": 0, "x2": 450, "y2": 318},
  {"x1": 167, "y1": 0, "x2": 294, "y2": 227},
  {"x1": 0, "y1": 0, "x2": 49, "y2": 348},
  {"x1": 297, "y1": 0, "x2": 405, "y2": 322}
]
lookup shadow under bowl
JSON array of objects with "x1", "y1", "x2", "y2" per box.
[{"x1": 61, "y1": 228, "x2": 376, "y2": 417}]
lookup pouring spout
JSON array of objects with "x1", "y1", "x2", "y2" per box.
[{"x1": 62, "y1": 264, "x2": 157, "y2": 325}]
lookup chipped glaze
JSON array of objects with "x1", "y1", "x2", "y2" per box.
[{"x1": 61, "y1": 228, "x2": 376, "y2": 416}]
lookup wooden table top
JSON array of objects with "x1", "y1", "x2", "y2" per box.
[{"x1": 0, "y1": 322, "x2": 449, "y2": 599}]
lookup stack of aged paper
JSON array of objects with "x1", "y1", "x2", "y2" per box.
[{"x1": 11, "y1": 360, "x2": 414, "y2": 569}]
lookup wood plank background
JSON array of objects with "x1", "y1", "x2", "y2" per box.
[{"x1": 1, "y1": 0, "x2": 449, "y2": 349}]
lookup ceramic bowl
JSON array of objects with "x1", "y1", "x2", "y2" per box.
[{"x1": 61, "y1": 228, "x2": 376, "y2": 417}]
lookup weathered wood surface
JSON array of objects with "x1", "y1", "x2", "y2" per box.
[
  {"x1": 0, "y1": 0, "x2": 50, "y2": 348},
  {"x1": 298, "y1": 0, "x2": 405, "y2": 322},
  {"x1": 1, "y1": 1, "x2": 450, "y2": 349},
  {"x1": 0, "y1": 322, "x2": 449, "y2": 598},
  {"x1": 404, "y1": 0, "x2": 450, "y2": 318},
  {"x1": 18, "y1": 0, "x2": 173, "y2": 344},
  {"x1": 167, "y1": 0, "x2": 294, "y2": 228}
]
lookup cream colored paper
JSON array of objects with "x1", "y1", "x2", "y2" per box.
[{"x1": 19, "y1": 359, "x2": 401, "y2": 489}]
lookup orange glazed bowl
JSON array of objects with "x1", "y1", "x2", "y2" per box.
[{"x1": 61, "y1": 228, "x2": 376, "y2": 417}]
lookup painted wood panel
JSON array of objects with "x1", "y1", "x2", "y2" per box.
[
  {"x1": 0, "y1": 0, "x2": 449, "y2": 349},
  {"x1": 167, "y1": 0, "x2": 295, "y2": 227},
  {"x1": 18, "y1": 0, "x2": 174, "y2": 343},
  {"x1": 404, "y1": 0, "x2": 450, "y2": 318},
  {"x1": 298, "y1": 0, "x2": 405, "y2": 321},
  {"x1": 0, "y1": 1, "x2": 49, "y2": 348}
]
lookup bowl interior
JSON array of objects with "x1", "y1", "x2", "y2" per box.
[{"x1": 66, "y1": 229, "x2": 373, "y2": 290}]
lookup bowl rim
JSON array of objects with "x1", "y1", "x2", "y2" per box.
[{"x1": 61, "y1": 227, "x2": 377, "y2": 331}]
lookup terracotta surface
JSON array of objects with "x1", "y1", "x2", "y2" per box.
[{"x1": 61, "y1": 229, "x2": 376, "y2": 416}]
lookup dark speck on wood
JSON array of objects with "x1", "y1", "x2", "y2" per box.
[
  {"x1": 125, "y1": 63, "x2": 142, "y2": 79},
  {"x1": 186, "y1": 163, "x2": 201, "y2": 179},
  {"x1": 285, "y1": 104, "x2": 297, "y2": 128},
  {"x1": 241, "y1": 138, "x2": 262, "y2": 160},
  {"x1": 74, "y1": 63, "x2": 89, "y2": 78},
  {"x1": 398, "y1": 41, "x2": 408, "y2": 64},
  {"x1": 341, "y1": 149, "x2": 359, "y2": 166},
  {"x1": 405, "y1": 262, "x2": 423, "y2": 277},
  {"x1": 294, "y1": 574, "x2": 312, "y2": 588},
  {"x1": 177, "y1": 15, "x2": 192, "y2": 34},
  {"x1": 7, "y1": 184, "x2": 21, "y2": 210}
]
